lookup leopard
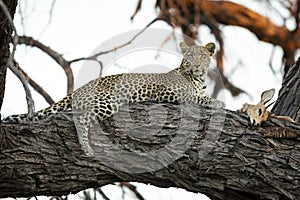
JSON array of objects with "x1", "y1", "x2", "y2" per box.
[{"x1": 3, "y1": 42, "x2": 225, "y2": 156}]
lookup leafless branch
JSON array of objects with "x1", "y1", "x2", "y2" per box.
[
  {"x1": 269, "y1": 46, "x2": 277, "y2": 74},
  {"x1": 96, "y1": 188, "x2": 110, "y2": 200},
  {"x1": 130, "y1": 0, "x2": 142, "y2": 20},
  {"x1": 220, "y1": 72, "x2": 245, "y2": 97},
  {"x1": 38, "y1": 0, "x2": 57, "y2": 38},
  {"x1": 0, "y1": 0, "x2": 35, "y2": 118},
  {"x1": 69, "y1": 17, "x2": 160, "y2": 64},
  {"x1": 82, "y1": 190, "x2": 92, "y2": 200},
  {"x1": 18, "y1": 35, "x2": 74, "y2": 94},
  {"x1": 16, "y1": 16, "x2": 159, "y2": 98},
  {"x1": 15, "y1": 62, "x2": 55, "y2": 105},
  {"x1": 120, "y1": 182, "x2": 145, "y2": 200},
  {"x1": 155, "y1": 30, "x2": 176, "y2": 59},
  {"x1": 204, "y1": 17, "x2": 224, "y2": 72},
  {"x1": 209, "y1": 68, "x2": 246, "y2": 98}
]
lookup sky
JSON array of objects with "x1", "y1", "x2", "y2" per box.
[{"x1": 2, "y1": 0, "x2": 299, "y2": 199}]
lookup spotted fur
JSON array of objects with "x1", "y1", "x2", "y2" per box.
[{"x1": 3, "y1": 42, "x2": 225, "y2": 156}]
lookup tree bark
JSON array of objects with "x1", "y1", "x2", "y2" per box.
[
  {"x1": 272, "y1": 57, "x2": 300, "y2": 123},
  {"x1": 0, "y1": 1, "x2": 299, "y2": 199},
  {"x1": 0, "y1": 102, "x2": 299, "y2": 199},
  {"x1": 0, "y1": 0, "x2": 18, "y2": 111}
]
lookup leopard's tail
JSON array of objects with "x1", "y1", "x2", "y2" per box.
[{"x1": 2, "y1": 94, "x2": 73, "y2": 123}]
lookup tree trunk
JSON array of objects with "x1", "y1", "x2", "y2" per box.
[
  {"x1": 272, "y1": 57, "x2": 300, "y2": 122},
  {"x1": 1, "y1": 101, "x2": 299, "y2": 199},
  {"x1": 0, "y1": 0, "x2": 18, "y2": 111},
  {"x1": 0, "y1": 1, "x2": 299, "y2": 199}
]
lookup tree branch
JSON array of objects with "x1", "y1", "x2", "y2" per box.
[
  {"x1": 191, "y1": 0, "x2": 299, "y2": 69},
  {"x1": 0, "y1": 1, "x2": 35, "y2": 118},
  {"x1": 134, "y1": 0, "x2": 300, "y2": 95},
  {"x1": 17, "y1": 35, "x2": 74, "y2": 95},
  {"x1": 0, "y1": 103, "x2": 299, "y2": 199},
  {"x1": 68, "y1": 17, "x2": 160, "y2": 64},
  {"x1": 120, "y1": 182, "x2": 145, "y2": 200},
  {"x1": 16, "y1": 18, "x2": 159, "y2": 96},
  {"x1": 16, "y1": 62, "x2": 55, "y2": 105},
  {"x1": 272, "y1": 56, "x2": 300, "y2": 122},
  {"x1": 0, "y1": 0, "x2": 18, "y2": 111},
  {"x1": 96, "y1": 188, "x2": 111, "y2": 200}
]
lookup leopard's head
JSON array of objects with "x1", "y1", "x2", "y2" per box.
[{"x1": 179, "y1": 42, "x2": 215, "y2": 77}]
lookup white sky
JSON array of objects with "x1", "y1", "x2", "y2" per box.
[{"x1": 2, "y1": 0, "x2": 299, "y2": 199}]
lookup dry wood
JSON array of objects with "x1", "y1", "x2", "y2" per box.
[{"x1": 0, "y1": 103, "x2": 299, "y2": 199}]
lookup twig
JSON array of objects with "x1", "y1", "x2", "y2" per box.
[
  {"x1": 268, "y1": 46, "x2": 276, "y2": 74},
  {"x1": 48, "y1": 0, "x2": 57, "y2": 24},
  {"x1": 219, "y1": 71, "x2": 245, "y2": 97},
  {"x1": 17, "y1": 17, "x2": 160, "y2": 97},
  {"x1": 120, "y1": 182, "x2": 145, "y2": 200},
  {"x1": 38, "y1": 0, "x2": 57, "y2": 38},
  {"x1": 0, "y1": 0, "x2": 35, "y2": 118},
  {"x1": 131, "y1": 0, "x2": 142, "y2": 20},
  {"x1": 201, "y1": 8, "x2": 224, "y2": 72},
  {"x1": 18, "y1": 35, "x2": 74, "y2": 94},
  {"x1": 16, "y1": 62, "x2": 55, "y2": 105},
  {"x1": 69, "y1": 17, "x2": 160, "y2": 64},
  {"x1": 155, "y1": 30, "x2": 176, "y2": 59},
  {"x1": 96, "y1": 188, "x2": 111, "y2": 200}
]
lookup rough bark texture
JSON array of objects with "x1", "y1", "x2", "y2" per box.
[
  {"x1": 272, "y1": 57, "x2": 300, "y2": 122},
  {"x1": 0, "y1": 0, "x2": 18, "y2": 111},
  {"x1": 0, "y1": 1, "x2": 300, "y2": 199},
  {"x1": 0, "y1": 103, "x2": 300, "y2": 200}
]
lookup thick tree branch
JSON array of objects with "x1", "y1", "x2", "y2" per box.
[
  {"x1": 0, "y1": 103, "x2": 299, "y2": 199},
  {"x1": 197, "y1": 1, "x2": 300, "y2": 50},
  {"x1": 162, "y1": 0, "x2": 300, "y2": 70},
  {"x1": 0, "y1": 1, "x2": 35, "y2": 118},
  {"x1": 272, "y1": 56, "x2": 300, "y2": 122},
  {"x1": 134, "y1": 0, "x2": 300, "y2": 96},
  {"x1": 0, "y1": 0, "x2": 18, "y2": 111},
  {"x1": 202, "y1": 0, "x2": 300, "y2": 72}
]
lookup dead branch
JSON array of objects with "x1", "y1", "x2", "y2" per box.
[
  {"x1": 131, "y1": 0, "x2": 142, "y2": 20},
  {"x1": 132, "y1": 0, "x2": 300, "y2": 96},
  {"x1": 15, "y1": 62, "x2": 55, "y2": 105},
  {"x1": 68, "y1": 17, "x2": 160, "y2": 64},
  {"x1": 158, "y1": 0, "x2": 300, "y2": 70},
  {"x1": 17, "y1": 35, "x2": 74, "y2": 94},
  {"x1": 96, "y1": 188, "x2": 111, "y2": 200},
  {"x1": 120, "y1": 182, "x2": 145, "y2": 200},
  {"x1": 38, "y1": 0, "x2": 57, "y2": 38}
]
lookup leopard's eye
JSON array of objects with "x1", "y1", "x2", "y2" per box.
[{"x1": 258, "y1": 108, "x2": 263, "y2": 116}]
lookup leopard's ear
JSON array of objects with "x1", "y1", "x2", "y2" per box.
[
  {"x1": 179, "y1": 42, "x2": 189, "y2": 54},
  {"x1": 204, "y1": 42, "x2": 216, "y2": 56}
]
